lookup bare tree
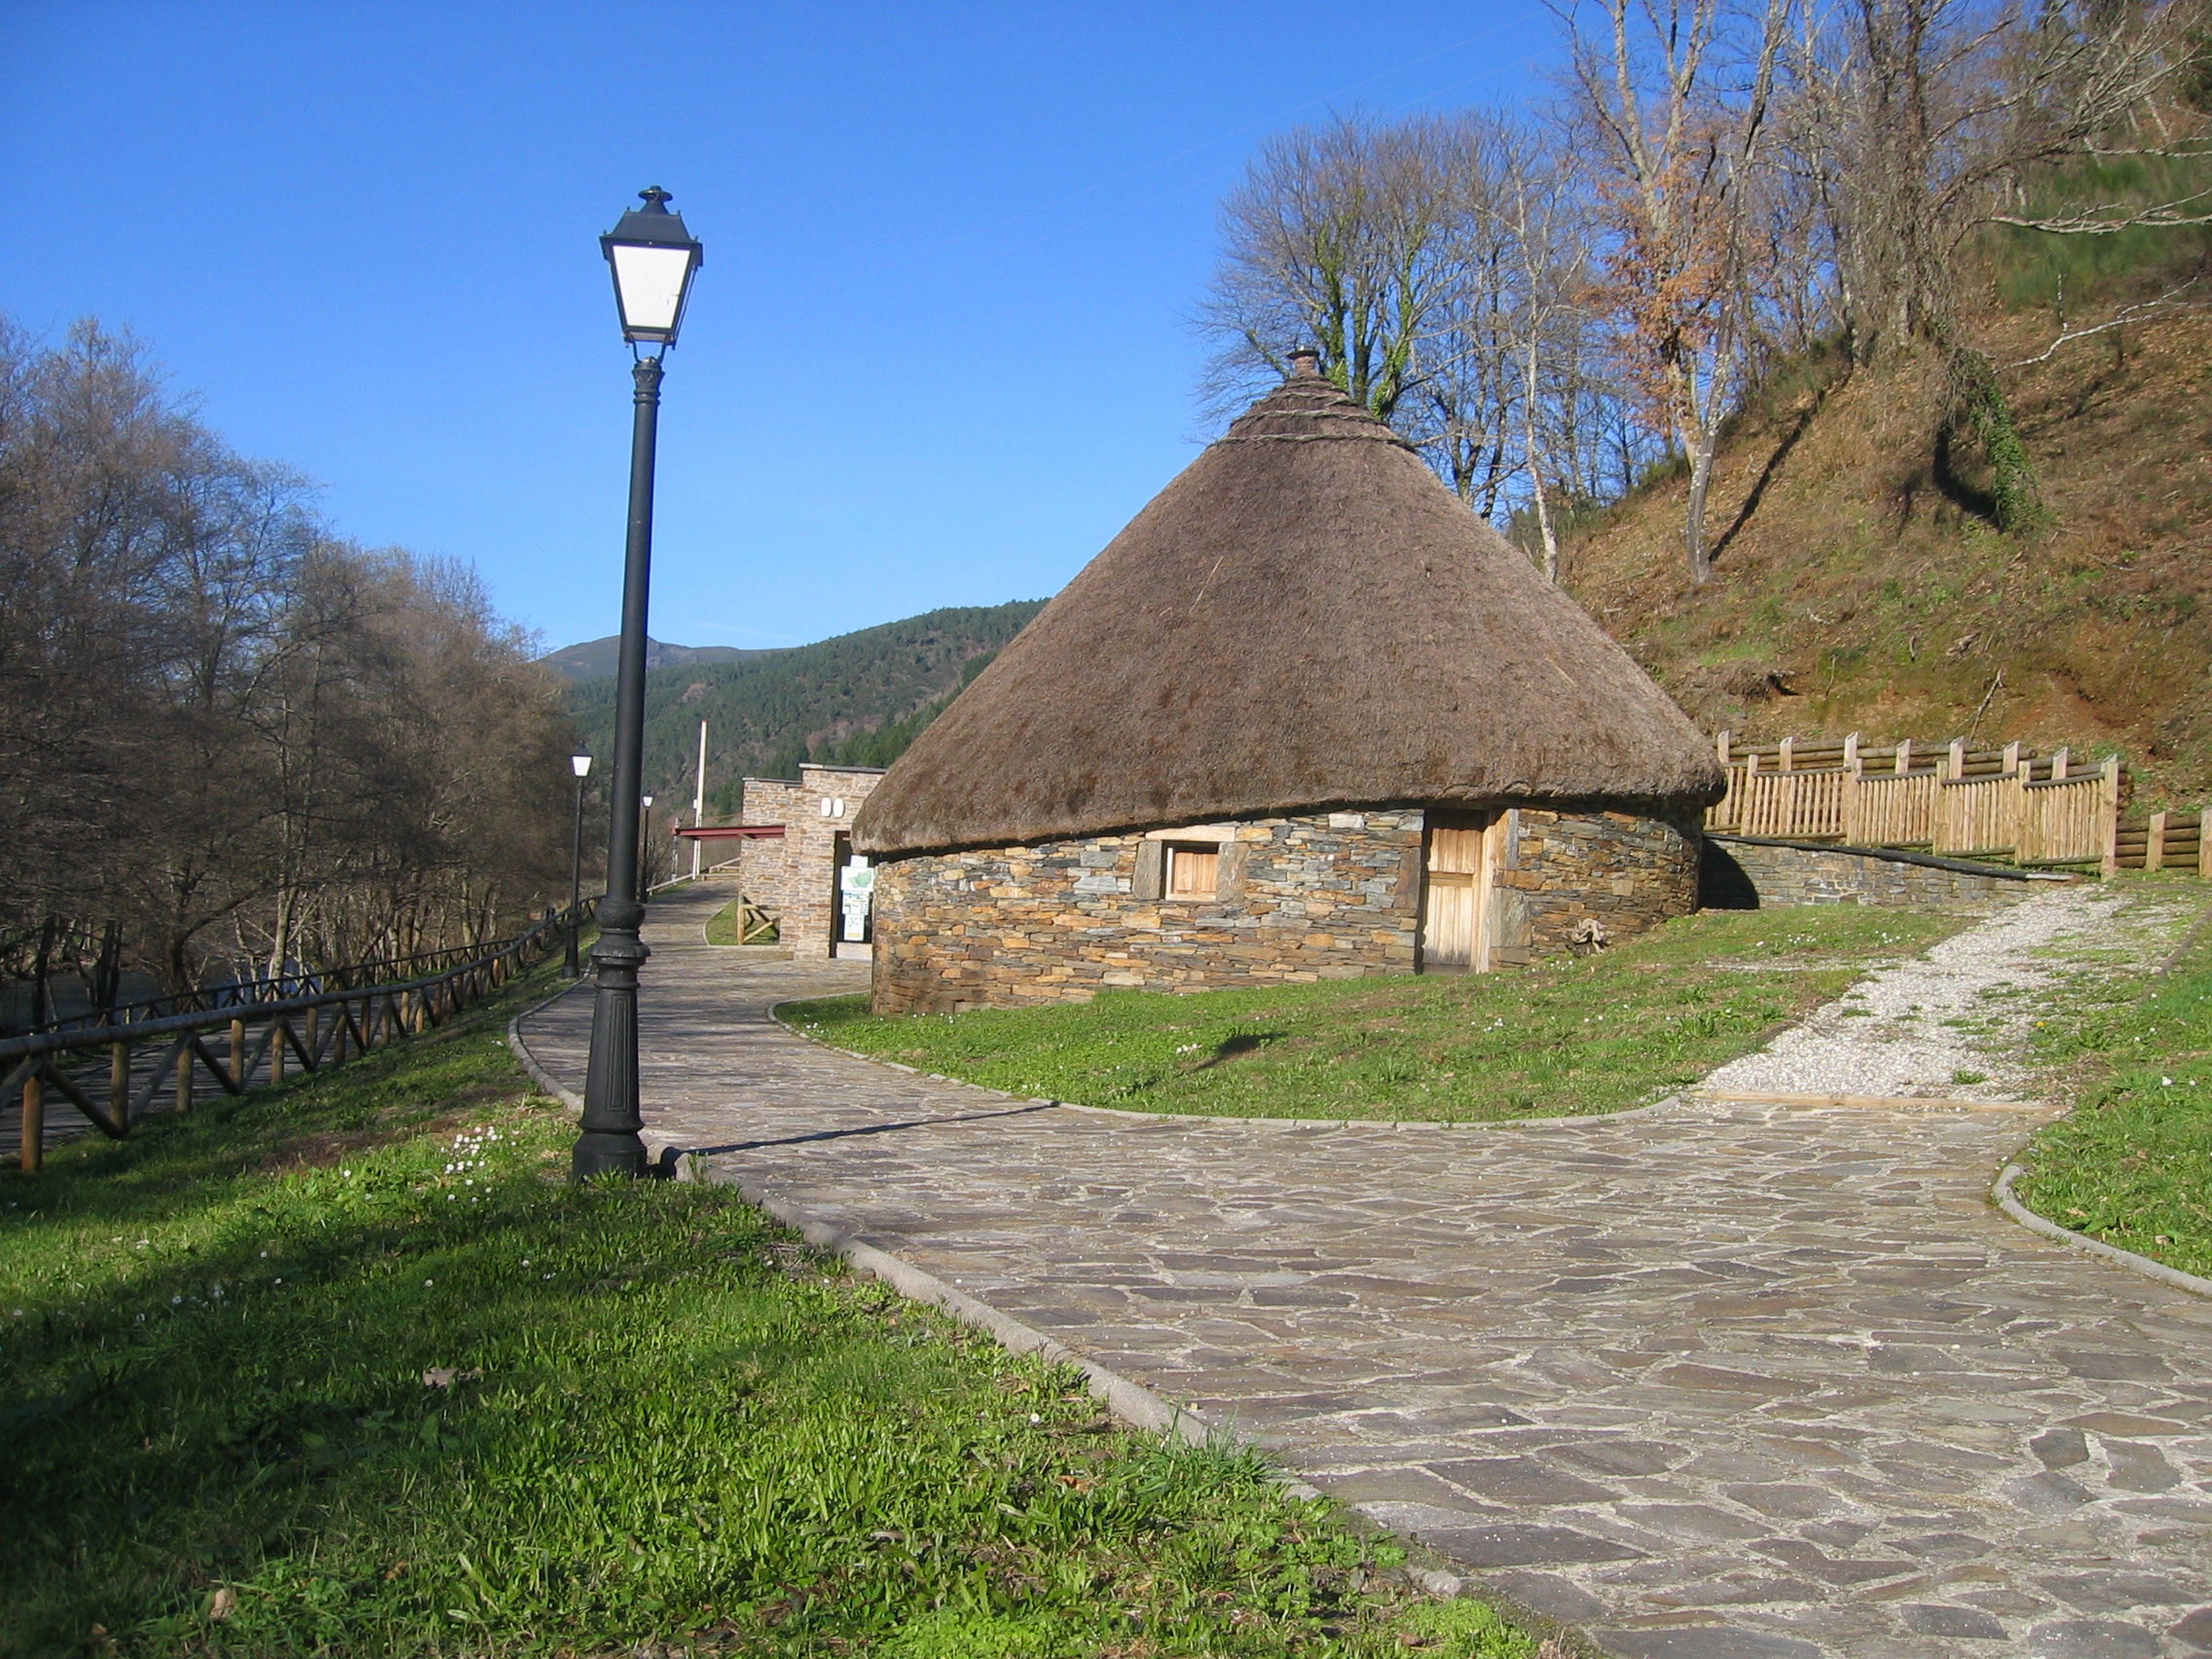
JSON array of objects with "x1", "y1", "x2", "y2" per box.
[
  {"x1": 1560, "y1": 0, "x2": 1792, "y2": 584},
  {"x1": 1783, "y1": 0, "x2": 2208, "y2": 527},
  {"x1": 0, "y1": 316, "x2": 578, "y2": 1009}
]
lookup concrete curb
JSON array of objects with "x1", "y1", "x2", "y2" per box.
[
  {"x1": 504, "y1": 992, "x2": 1237, "y2": 1458},
  {"x1": 1993, "y1": 1161, "x2": 2212, "y2": 1300},
  {"x1": 504, "y1": 982, "x2": 589, "y2": 1109}
]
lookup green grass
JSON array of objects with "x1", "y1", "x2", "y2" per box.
[
  {"x1": 783, "y1": 907, "x2": 1969, "y2": 1123},
  {"x1": 0, "y1": 963, "x2": 1536, "y2": 1658},
  {"x1": 2013, "y1": 887, "x2": 2212, "y2": 1279}
]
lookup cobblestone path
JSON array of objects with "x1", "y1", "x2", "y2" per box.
[{"x1": 520, "y1": 887, "x2": 2212, "y2": 1658}]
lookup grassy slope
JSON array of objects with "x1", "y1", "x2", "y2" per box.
[
  {"x1": 1560, "y1": 309, "x2": 2212, "y2": 806},
  {"x1": 786, "y1": 907, "x2": 1966, "y2": 1122},
  {"x1": 2013, "y1": 876, "x2": 2212, "y2": 1279},
  {"x1": 0, "y1": 965, "x2": 1535, "y2": 1659}
]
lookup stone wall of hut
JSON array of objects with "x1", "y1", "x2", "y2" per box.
[
  {"x1": 870, "y1": 803, "x2": 1703, "y2": 1014},
  {"x1": 1489, "y1": 806, "x2": 1704, "y2": 965}
]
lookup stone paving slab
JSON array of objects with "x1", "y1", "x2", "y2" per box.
[{"x1": 519, "y1": 889, "x2": 2212, "y2": 1657}]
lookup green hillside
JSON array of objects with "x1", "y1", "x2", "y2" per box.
[
  {"x1": 565, "y1": 601, "x2": 1047, "y2": 812},
  {"x1": 1562, "y1": 304, "x2": 2212, "y2": 807}
]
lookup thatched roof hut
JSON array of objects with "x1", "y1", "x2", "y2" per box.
[{"x1": 856, "y1": 363, "x2": 1721, "y2": 859}]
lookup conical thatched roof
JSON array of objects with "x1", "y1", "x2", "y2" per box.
[{"x1": 855, "y1": 367, "x2": 1723, "y2": 858}]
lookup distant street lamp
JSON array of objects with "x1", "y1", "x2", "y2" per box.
[
  {"x1": 640, "y1": 795, "x2": 656, "y2": 897},
  {"x1": 566, "y1": 753, "x2": 593, "y2": 977},
  {"x1": 574, "y1": 186, "x2": 703, "y2": 1182}
]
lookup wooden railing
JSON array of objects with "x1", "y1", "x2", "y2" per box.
[
  {"x1": 10, "y1": 936, "x2": 563, "y2": 1040},
  {"x1": 1707, "y1": 732, "x2": 2126, "y2": 869},
  {"x1": 2113, "y1": 810, "x2": 2209, "y2": 873},
  {"x1": 1, "y1": 900, "x2": 596, "y2": 1173}
]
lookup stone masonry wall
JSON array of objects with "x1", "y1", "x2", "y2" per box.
[
  {"x1": 1702, "y1": 835, "x2": 2059, "y2": 909},
  {"x1": 1490, "y1": 805, "x2": 1705, "y2": 965},
  {"x1": 870, "y1": 802, "x2": 1707, "y2": 1013},
  {"x1": 871, "y1": 811, "x2": 1423, "y2": 1014}
]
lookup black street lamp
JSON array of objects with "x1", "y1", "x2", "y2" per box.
[
  {"x1": 566, "y1": 753, "x2": 593, "y2": 976},
  {"x1": 574, "y1": 186, "x2": 703, "y2": 1181},
  {"x1": 640, "y1": 795, "x2": 655, "y2": 897}
]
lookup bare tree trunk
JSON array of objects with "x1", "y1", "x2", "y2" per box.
[{"x1": 1682, "y1": 434, "x2": 1719, "y2": 583}]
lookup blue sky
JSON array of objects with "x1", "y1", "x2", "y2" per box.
[{"x1": 5, "y1": 3, "x2": 1559, "y2": 652}]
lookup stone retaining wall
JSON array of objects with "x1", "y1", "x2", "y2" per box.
[
  {"x1": 871, "y1": 802, "x2": 1707, "y2": 1013},
  {"x1": 1701, "y1": 835, "x2": 2061, "y2": 908}
]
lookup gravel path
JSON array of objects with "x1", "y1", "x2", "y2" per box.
[
  {"x1": 1705, "y1": 885, "x2": 2186, "y2": 1103},
  {"x1": 520, "y1": 886, "x2": 2212, "y2": 1658}
]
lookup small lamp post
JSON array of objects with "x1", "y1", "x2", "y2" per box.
[
  {"x1": 566, "y1": 754, "x2": 593, "y2": 976},
  {"x1": 640, "y1": 795, "x2": 655, "y2": 897},
  {"x1": 574, "y1": 186, "x2": 703, "y2": 1181}
]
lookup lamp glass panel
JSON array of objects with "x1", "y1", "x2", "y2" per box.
[
  {"x1": 572, "y1": 755, "x2": 593, "y2": 777},
  {"x1": 609, "y1": 243, "x2": 691, "y2": 334}
]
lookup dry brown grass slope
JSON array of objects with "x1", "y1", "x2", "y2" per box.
[{"x1": 1562, "y1": 309, "x2": 2212, "y2": 807}]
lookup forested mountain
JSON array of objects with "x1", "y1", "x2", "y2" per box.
[
  {"x1": 535, "y1": 637, "x2": 784, "y2": 682},
  {"x1": 562, "y1": 600, "x2": 1046, "y2": 813}
]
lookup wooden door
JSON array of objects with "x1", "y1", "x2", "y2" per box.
[{"x1": 1420, "y1": 812, "x2": 1493, "y2": 972}]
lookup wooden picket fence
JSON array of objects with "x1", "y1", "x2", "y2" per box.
[
  {"x1": 1707, "y1": 733, "x2": 2133, "y2": 870},
  {"x1": 0, "y1": 900, "x2": 595, "y2": 1172}
]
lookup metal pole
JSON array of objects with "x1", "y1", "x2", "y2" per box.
[
  {"x1": 566, "y1": 770, "x2": 587, "y2": 976},
  {"x1": 574, "y1": 354, "x2": 662, "y2": 1180},
  {"x1": 691, "y1": 719, "x2": 707, "y2": 881}
]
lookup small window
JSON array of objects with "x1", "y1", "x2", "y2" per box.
[{"x1": 1163, "y1": 843, "x2": 1219, "y2": 900}]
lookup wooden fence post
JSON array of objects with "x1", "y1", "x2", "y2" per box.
[
  {"x1": 1715, "y1": 729, "x2": 1732, "y2": 765},
  {"x1": 1843, "y1": 732, "x2": 1861, "y2": 773},
  {"x1": 1778, "y1": 736, "x2": 1795, "y2": 772},
  {"x1": 19, "y1": 1073, "x2": 43, "y2": 1172},
  {"x1": 176, "y1": 1047, "x2": 193, "y2": 1113},
  {"x1": 2100, "y1": 757, "x2": 2122, "y2": 878},
  {"x1": 2148, "y1": 811, "x2": 2169, "y2": 873},
  {"x1": 2052, "y1": 746, "x2": 2070, "y2": 780},
  {"x1": 2202, "y1": 808, "x2": 2211, "y2": 880},
  {"x1": 110, "y1": 1042, "x2": 129, "y2": 1127},
  {"x1": 270, "y1": 1022, "x2": 285, "y2": 1086},
  {"x1": 1895, "y1": 739, "x2": 1911, "y2": 775},
  {"x1": 1948, "y1": 739, "x2": 1967, "y2": 779},
  {"x1": 230, "y1": 1017, "x2": 245, "y2": 1091}
]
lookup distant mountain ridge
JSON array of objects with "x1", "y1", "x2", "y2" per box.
[
  {"x1": 536, "y1": 636, "x2": 787, "y2": 682},
  {"x1": 563, "y1": 600, "x2": 1050, "y2": 810}
]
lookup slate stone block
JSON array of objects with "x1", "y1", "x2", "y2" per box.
[
  {"x1": 1900, "y1": 1603, "x2": 2009, "y2": 1639},
  {"x1": 1592, "y1": 1627, "x2": 1825, "y2": 1659},
  {"x1": 1420, "y1": 1523, "x2": 1645, "y2": 1567}
]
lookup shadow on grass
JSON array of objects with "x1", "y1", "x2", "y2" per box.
[{"x1": 0, "y1": 975, "x2": 1483, "y2": 1659}]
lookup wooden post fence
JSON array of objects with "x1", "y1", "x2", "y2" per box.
[
  {"x1": 2, "y1": 898, "x2": 597, "y2": 1170},
  {"x1": 1708, "y1": 734, "x2": 2126, "y2": 868}
]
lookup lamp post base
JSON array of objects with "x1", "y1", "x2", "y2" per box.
[{"x1": 572, "y1": 898, "x2": 650, "y2": 1179}]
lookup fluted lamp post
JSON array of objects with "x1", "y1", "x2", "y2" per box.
[
  {"x1": 573, "y1": 185, "x2": 703, "y2": 1180},
  {"x1": 566, "y1": 753, "x2": 593, "y2": 976}
]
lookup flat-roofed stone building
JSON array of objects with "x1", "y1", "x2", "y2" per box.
[
  {"x1": 723, "y1": 763, "x2": 885, "y2": 958},
  {"x1": 852, "y1": 358, "x2": 1723, "y2": 1014}
]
